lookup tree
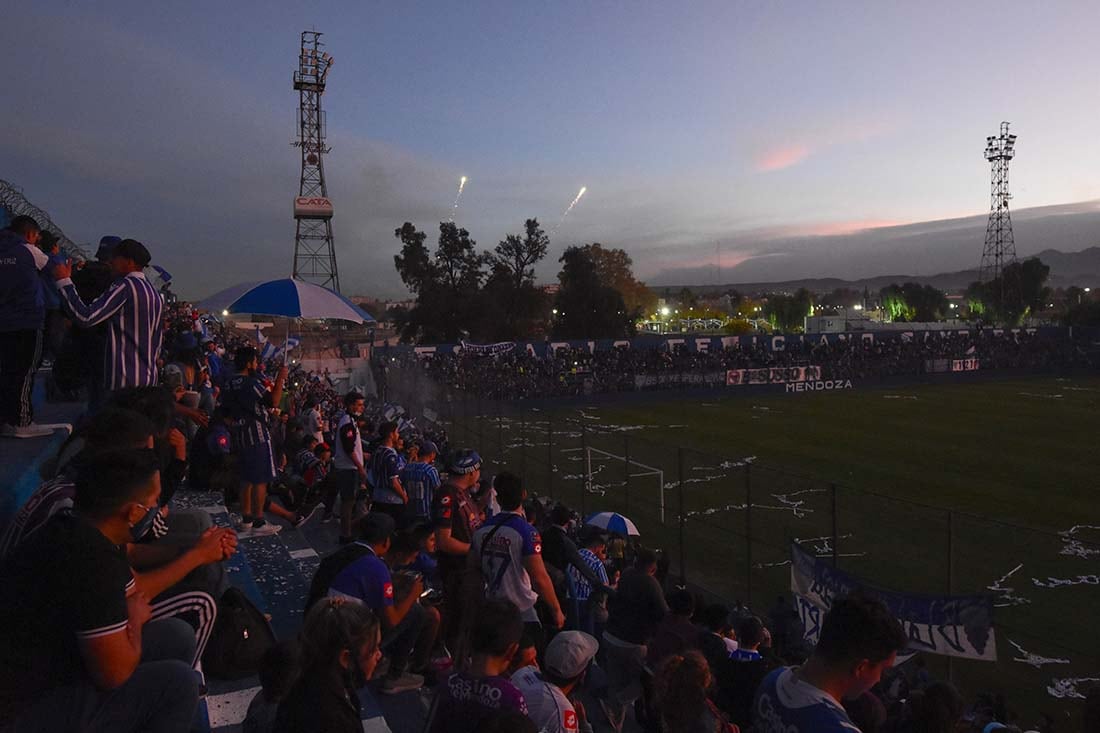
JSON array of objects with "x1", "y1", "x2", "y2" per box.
[
  {"x1": 391, "y1": 221, "x2": 490, "y2": 343},
  {"x1": 763, "y1": 289, "x2": 813, "y2": 332},
  {"x1": 580, "y1": 243, "x2": 656, "y2": 319},
  {"x1": 879, "y1": 282, "x2": 948, "y2": 322},
  {"x1": 966, "y1": 257, "x2": 1051, "y2": 325},
  {"x1": 494, "y1": 218, "x2": 549, "y2": 292},
  {"x1": 553, "y1": 246, "x2": 633, "y2": 338}
]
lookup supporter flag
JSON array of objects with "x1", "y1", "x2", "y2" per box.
[
  {"x1": 253, "y1": 326, "x2": 268, "y2": 346},
  {"x1": 790, "y1": 542, "x2": 996, "y2": 661},
  {"x1": 260, "y1": 341, "x2": 279, "y2": 362},
  {"x1": 285, "y1": 335, "x2": 301, "y2": 351},
  {"x1": 150, "y1": 264, "x2": 173, "y2": 285}
]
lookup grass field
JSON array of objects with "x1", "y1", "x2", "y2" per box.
[{"x1": 441, "y1": 373, "x2": 1100, "y2": 717}]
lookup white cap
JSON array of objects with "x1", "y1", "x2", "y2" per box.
[{"x1": 544, "y1": 631, "x2": 599, "y2": 679}]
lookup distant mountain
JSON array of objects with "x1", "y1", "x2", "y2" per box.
[
  {"x1": 646, "y1": 200, "x2": 1100, "y2": 289},
  {"x1": 661, "y1": 246, "x2": 1100, "y2": 296}
]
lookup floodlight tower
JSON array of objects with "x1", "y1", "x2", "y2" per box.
[
  {"x1": 978, "y1": 122, "x2": 1018, "y2": 292},
  {"x1": 292, "y1": 31, "x2": 340, "y2": 292}
]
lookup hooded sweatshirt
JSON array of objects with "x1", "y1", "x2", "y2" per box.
[{"x1": 0, "y1": 229, "x2": 47, "y2": 332}]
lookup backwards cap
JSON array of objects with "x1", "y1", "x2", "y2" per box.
[{"x1": 447, "y1": 448, "x2": 481, "y2": 475}]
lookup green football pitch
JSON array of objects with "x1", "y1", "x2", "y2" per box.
[{"x1": 447, "y1": 374, "x2": 1100, "y2": 716}]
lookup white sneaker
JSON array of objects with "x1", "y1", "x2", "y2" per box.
[
  {"x1": 9, "y1": 423, "x2": 55, "y2": 439},
  {"x1": 243, "y1": 522, "x2": 282, "y2": 537}
]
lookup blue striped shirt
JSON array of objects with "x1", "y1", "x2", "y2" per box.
[
  {"x1": 56, "y1": 272, "x2": 164, "y2": 391},
  {"x1": 568, "y1": 547, "x2": 609, "y2": 602},
  {"x1": 400, "y1": 461, "x2": 441, "y2": 520}
]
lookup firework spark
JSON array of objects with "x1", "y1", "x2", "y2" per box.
[
  {"x1": 449, "y1": 176, "x2": 467, "y2": 221},
  {"x1": 553, "y1": 186, "x2": 587, "y2": 231}
]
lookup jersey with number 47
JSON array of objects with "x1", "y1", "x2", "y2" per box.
[{"x1": 471, "y1": 511, "x2": 541, "y2": 617}]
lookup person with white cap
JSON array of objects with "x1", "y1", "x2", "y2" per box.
[{"x1": 512, "y1": 630, "x2": 598, "y2": 733}]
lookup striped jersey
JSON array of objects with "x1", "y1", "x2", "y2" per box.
[
  {"x1": 55, "y1": 271, "x2": 164, "y2": 391},
  {"x1": 221, "y1": 373, "x2": 272, "y2": 448},
  {"x1": 400, "y1": 461, "x2": 442, "y2": 520},
  {"x1": 568, "y1": 547, "x2": 609, "y2": 602}
]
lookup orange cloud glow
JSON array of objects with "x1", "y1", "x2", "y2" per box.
[{"x1": 753, "y1": 143, "x2": 812, "y2": 172}]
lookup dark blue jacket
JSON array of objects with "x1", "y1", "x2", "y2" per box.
[{"x1": 0, "y1": 229, "x2": 46, "y2": 331}]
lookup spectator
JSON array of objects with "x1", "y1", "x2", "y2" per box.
[
  {"x1": 470, "y1": 471, "x2": 565, "y2": 655},
  {"x1": 753, "y1": 593, "x2": 907, "y2": 733},
  {"x1": 601, "y1": 547, "x2": 669, "y2": 731},
  {"x1": 36, "y1": 230, "x2": 67, "y2": 369},
  {"x1": 327, "y1": 512, "x2": 426, "y2": 694},
  {"x1": 899, "y1": 682, "x2": 964, "y2": 733},
  {"x1": 432, "y1": 448, "x2": 485, "y2": 658},
  {"x1": 275, "y1": 599, "x2": 383, "y2": 733},
  {"x1": 369, "y1": 420, "x2": 408, "y2": 522},
  {"x1": 646, "y1": 588, "x2": 699, "y2": 667},
  {"x1": 731, "y1": 615, "x2": 767, "y2": 661},
  {"x1": 221, "y1": 346, "x2": 287, "y2": 536},
  {"x1": 51, "y1": 238, "x2": 165, "y2": 401},
  {"x1": 569, "y1": 527, "x2": 611, "y2": 636},
  {"x1": 202, "y1": 336, "x2": 223, "y2": 387},
  {"x1": 543, "y1": 504, "x2": 608, "y2": 603},
  {"x1": 428, "y1": 598, "x2": 528, "y2": 733},
  {"x1": 0, "y1": 215, "x2": 53, "y2": 438},
  {"x1": 654, "y1": 651, "x2": 738, "y2": 733},
  {"x1": 512, "y1": 630, "x2": 599, "y2": 733},
  {"x1": 0, "y1": 448, "x2": 200, "y2": 731},
  {"x1": 243, "y1": 640, "x2": 301, "y2": 733},
  {"x1": 330, "y1": 391, "x2": 367, "y2": 543},
  {"x1": 401, "y1": 438, "x2": 441, "y2": 523}
]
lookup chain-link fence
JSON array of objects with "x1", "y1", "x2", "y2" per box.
[{"x1": 387, "y1": 366, "x2": 1099, "y2": 713}]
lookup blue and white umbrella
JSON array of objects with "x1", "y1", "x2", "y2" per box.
[
  {"x1": 584, "y1": 511, "x2": 640, "y2": 537},
  {"x1": 225, "y1": 278, "x2": 374, "y2": 323}
]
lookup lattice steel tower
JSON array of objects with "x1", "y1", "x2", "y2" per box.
[
  {"x1": 979, "y1": 121, "x2": 1018, "y2": 288},
  {"x1": 292, "y1": 31, "x2": 340, "y2": 292}
]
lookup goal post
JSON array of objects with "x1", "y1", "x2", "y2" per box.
[{"x1": 563, "y1": 446, "x2": 666, "y2": 524}]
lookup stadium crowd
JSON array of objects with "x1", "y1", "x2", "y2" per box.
[
  {"x1": 398, "y1": 329, "x2": 1091, "y2": 400},
  {"x1": 1, "y1": 215, "x2": 1097, "y2": 733}
]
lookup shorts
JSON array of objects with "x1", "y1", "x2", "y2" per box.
[
  {"x1": 332, "y1": 469, "x2": 359, "y2": 501},
  {"x1": 238, "y1": 441, "x2": 277, "y2": 485}
]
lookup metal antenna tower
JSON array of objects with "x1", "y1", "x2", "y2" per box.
[
  {"x1": 979, "y1": 121, "x2": 1018, "y2": 290},
  {"x1": 292, "y1": 31, "x2": 340, "y2": 292}
]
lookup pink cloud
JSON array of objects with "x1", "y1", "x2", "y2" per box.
[{"x1": 754, "y1": 143, "x2": 812, "y2": 172}]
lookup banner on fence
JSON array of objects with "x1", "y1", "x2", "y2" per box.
[
  {"x1": 951, "y1": 358, "x2": 980, "y2": 372},
  {"x1": 459, "y1": 341, "x2": 516, "y2": 356},
  {"x1": 790, "y1": 543, "x2": 997, "y2": 661},
  {"x1": 726, "y1": 366, "x2": 823, "y2": 386}
]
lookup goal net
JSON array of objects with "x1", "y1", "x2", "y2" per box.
[{"x1": 562, "y1": 446, "x2": 667, "y2": 524}]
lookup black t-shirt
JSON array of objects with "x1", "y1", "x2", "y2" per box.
[
  {"x1": 0, "y1": 514, "x2": 133, "y2": 720},
  {"x1": 605, "y1": 567, "x2": 669, "y2": 645}
]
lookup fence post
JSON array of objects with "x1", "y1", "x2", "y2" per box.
[
  {"x1": 947, "y1": 510, "x2": 955, "y2": 685},
  {"x1": 745, "y1": 463, "x2": 753, "y2": 607},
  {"x1": 678, "y1": 447, "x2": 686, "y2": 586},
  {"x1": 623, "y1": 434, "x2": 631, "y2": 516},
  {"x1": 547, "y1": 413, "x2": 554, "y2": 500},
  {"x1": 520, "y1": 405, "x2": 527, "y2": 479},
  {"x1": 497, "y1": 401, "x2": 505, "y2": 470},
  {"x1": 476, "y1": 394, "x2": 483, "y2": 446},
  {"x1": 580, "y1": 424, "x2": 588, "y2": 517},
  {"x1": 830, "y1": 483, "x2": 839, "y2": 568}
]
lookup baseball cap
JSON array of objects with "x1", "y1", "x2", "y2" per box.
[
  {"x1": 544, "y1": 631, "x2": 599, "y2": 679},
  {"x1": 447, "y1": 448, "x2": 481, "y2": 475},
  {"x1": 356, "y1": 512, "x2": 396, "y2": 545},
  {"x1": 418, "y1": 439, "x2": 438, "y2": 457},
  {"x1": 112, "y1": 238, "x2": 152, "y2": 267}
]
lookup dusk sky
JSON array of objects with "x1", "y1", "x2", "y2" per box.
[{"x1": 4, "y1": 1, "x2": 1100, "y2": 297}]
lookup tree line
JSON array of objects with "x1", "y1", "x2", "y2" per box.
[{"x1": 390, "y1": 219, "x2": 656, "y2": 343}]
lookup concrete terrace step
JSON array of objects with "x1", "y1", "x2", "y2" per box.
[{"x1": 175, "y1": 491, "x2": 427, "y2": 732}]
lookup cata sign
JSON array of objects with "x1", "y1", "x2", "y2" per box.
[{"x1": 294, "y1": 196, "x2": 334, "y2": 219}]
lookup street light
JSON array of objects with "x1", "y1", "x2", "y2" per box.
[
  {"x1": 552, "y1": 308, "x2": 558, "y2": 315},
  {"x1": 853, "y1": 304, "x2": 863, "y2": 311},
  {"x1": 221, "y1": 309, "x2": 229, "y2": 317},
  {"x1": 660, "y1": 307, "x2": 670, "y2": 317}
]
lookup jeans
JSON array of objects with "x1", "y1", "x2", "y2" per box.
[{"x1": 0, "y1": 329, "x2": 42, "y2": 427}]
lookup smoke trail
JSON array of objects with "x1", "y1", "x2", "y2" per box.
[
  {"x1": 449, "y1": 176, "x2": 467, "y2": 221},
  {"x1": 552, "y1": 186, "x2": 587, "y2": 232}
]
